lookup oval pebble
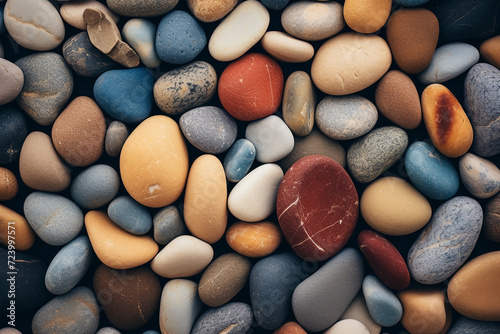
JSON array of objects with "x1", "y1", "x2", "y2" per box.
[
  {"x1": 343, "y1": 0, "x2": 391, "y2": 34},
  {"x1": 398, "y1": 289, "x2": 448, "y2": 334},
  {"x1": 0, "y1": 58, "x2": 23, "y2": 105},
  {"x1": 107, "y1": 195, "x2": 153, "y2": 235},
  {"x1": 60, "y1": 0, "x2": 119, "y2": 30},
  {"x1": 485, "y1": 194, "x2": 500, "y2": 242},
  {"x1": 459, "y1": 153, "x2": 500, "y2": 199},
  {"x1": 223, "y1": 139, "x2": 256, "y2": 183},
  {"x1": 153, "y1": 205, "x2": 186, "y2": 245},
  {"x1": 122, "y1": 18, "x2": 161, "y2": 68},
  {"x1": 0, "y1": 107, "x2": 27, "y2": 164},
  {"x1": 362, "y1": 275, "x2": 403, "y2": 327},
  {"x1": 0, "y1": 204, "x2": 36, "y2": 251},
  {"x1": 448, "y1": 316, "x2": 500, "y2": 334},
  {"x1": 187, "y1": 0, "x2": 238, "y2": 22},
  {"x1": 316, "y1": 95, "x2": 378, "y2": 140},
  {"x1": 324, "y1": 319, "x2": 370, "y2": 334},
  {"x1": 480, "y1": 35, "x2": 500, "y2": 70},
  {"x1": 71, "y1": 164, "x2": 120, "y2": 209},
  {"x1": 226, "y1": 221, "x2": 282, "y2": 258},
  {"x1": 261, "y1": 31, "x2": 314, "y2": 63},
  {"x1": 191, "y1": 302, "x2": 253, "y2": 334},
  {"x1": 0, "y1": 168, "x2": 17, "y2": 201},
  {"x1": 105, "y1": 121, "x2": 128, "y2": 157},
  {"x1": 282, "y1": 71, "x2": 315, "y2": 136},
  {"x1": 106, "y1": 0, "x2": 178, "y2": 17}
]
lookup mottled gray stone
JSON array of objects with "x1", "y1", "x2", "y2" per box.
[
  {"x1": 448, "y1": 316, "x2": 500, "y2": 333},
  {"x1": 153, "y1": 205, "x2": 186, "y2": 245},
  {"x1": 459, "y1": 153, "x2": 500, "y2": 199},
  {"x1": 105, "y1": 121, "x2": 129, "y2": 157},
  {"x1": 408, "y1": 196, "x2": 483, "y2": 285},
  {"x1": 107, "y1": 0, "x2": 179, "y2": 17},
  {"x1": 191, "y1": 302, "x2": 253, "y2": 334}
]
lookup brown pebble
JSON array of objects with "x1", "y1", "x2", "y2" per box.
[
  {"x1": 484, "y1": 193, "x2": 500, "y2": 242},
  {"x1": 187, "y1": 0, "x2": 238, "y2": 22},
  {"x1": 273, "y1": 321, "x2": 307, "y2": 334},
  {"x1": 0, "y1": 167, "x2": 18, "y2": 201},
  {"x1": 0, "y1": 204, "x2": 36, "y2": 251},
  {"x1": 282, "y1": 71, "x2": 315, "y2": 136},
  {"x1": 398, "y1": 288, "x2": 448, "y2": 334},
  {"x1": 386, "y1": 8, "x2": 439, "y2": 74},
  {"x1": 344, "y1": 0, "x2": 392, "y2": 34},
  {"x1": 480, "y1": 35, "x2": 500, "y2": 70}
]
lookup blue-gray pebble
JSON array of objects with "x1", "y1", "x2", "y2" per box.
[
  {"x1": 153, "y1": 205, "x2": 186, "y2": 245},
  {"x1": 45, "y1": 236, "x2": 93, "y2": 295},
  {"x1": 459, "y1": 153, "x2": 500, "y2": 199},
  {"x1": 122, "y1": 18, "x2": 161, "y2": 68},
  {"x1": 23, "y1": 192, "x2": 83, "y2": 246},
  {"x1": 0, "y1": 107, "x2": 27, "y2": 164},
  {"x1": 71, "y1": 164, "x2": 120, "y2": 210},
  {"x1": 108, "y1": 195, "x2": 152, "y2": 235},
  {"x1": 223, "y1": 139, "x2": 256, "y2": 182},
  {"x1": 250, "y1": 252, "x2": 310, "y2": 330},
  {"x1": 362, "y1": 275, "x2": 402, "y2": 327},
  {"x1": 191, "y1": 302, "x2": 253, "y2": 334},
  {"x1": 448, "y1": 316, "x2": 500, "y2": 334},
  {"x1": 155, "y1": 10, "x2": 206, "y2": 65},
  {"x1": 405, "y1": 141, "x2": 459, "y2": 200},
  {"x1": 180, "y1": 106, "x2": 238, "y2": 154},
  {"x1": 408, "y1": 196, "x2": 483, "y2": 285},
  {"x1": 261, "y1": 0, "x2": 290, "y2": 10}
]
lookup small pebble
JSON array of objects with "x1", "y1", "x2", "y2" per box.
[
  {"x1": 0, "y1": 58, "x2": 23, "y2": 105},
  {"x1": 106, "y1": 0, "x2": 179, "y2": 17},
  {"x1": 71, "y1": 164, "x2": 120, "y2": 209},
  {"x1": 60, "y1": 0, "x2": 119, "y2": 30},
  {"x1": 362, "y1": 275, "x2": 403, "y2": 327},
  {"x1": 107, "y1": 195, "x2": 153, "y2": 235},
  {"x1": 459, "y1": 153, "x2": 500, "y2": 198},
  {"x1": 226, "y1": 221, "x2": 282, "y2": 257},
  {"x1": 261, "y1": 31, "x2": 314, "y2": 63},
  {"x1": 187, "y1": 0, "x2": 238, "y2": 22},
  {"x1": 0, "y1": 107, "x2": 27, "y2": 164},
  {"x1": 191, "y1": 302, "x2": 253, "y2": 334},
  {"x1": 324, "y1": 319, "x2": 370, "y2": 334},
  {"x1": 398, "y1": 288, "x2": 448, "y2": 334},
  {"x1": 153, "y1": 205, "x2": 186, "y2": 245},
  {"x1": 282, "y1": 71, "x2": 315, "y2": 136},
  {"x1": 484, "y1": 193, "x2": 500, "y2": 242},
  {"x1": 105, "y1": 121, "x2": 129, "y2": 157},
  {"x1": 0, "y1": 204, "x2": 36, "y2": 251},
  {"x1": 223, "y1": 139, "x2": 256, "y2": 183},
  {"x1": 480, "y1": 35, "x2": 500, "y2": 69},
  {"x1": 343, "y1": 0, "x2": 391, "y2": 34},
  {"x1": 122, "y1": 18, "x2": 161, "y2": 68},
  {"x1": 0, "y1": 167, "x2": 18, "y2": 201}
]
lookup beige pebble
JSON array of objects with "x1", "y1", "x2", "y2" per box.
[
  {"x1": 226, "y1": 221, "x2": 282, "y2": 257},
  {"x1": 60, "y1": 0, "x2": 119, "y2": 30},
  {"x1": 0, "y1": 204, "x2": 36, "y2": 251},
  {"x1": 340, "y1": 294, "x2": 381, "y2": 334},
  {"x1": 324, "y1": 319, "x2": 370, "y2": 334},
  {"x1": 398, "y1": 288, "x2": 448, "y2": 334},
  {"x1": 0, "y1": 167, "x2": 18, "y2": 201},
  {"x1": 261, "y1": 31, "x2": 314, "y2": 63},
  {"x1": 282, "y1": 71, "x2": 315, "y2": 136},
  {"x1": 187, "y1": 0, "x2": 238, "y2": 22},
  {"x1": 343, "y1": 0, "x2": 391, "y2": 34}
]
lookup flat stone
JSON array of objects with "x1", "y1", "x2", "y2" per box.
[
  {"x1": 261, "y1": 31, "x2": 314, "y2": 63},
  {"x1": 105, "y1": 121, "x2": 128, "y2": 157},
  {"x1": 324, "y1": 319, "x2": 370, "y2": 334},
  {"x1": 460, "y1": 153, "x2": 500, "y2": 198},
  {"x1": 187, "y1": 0, "x2": 238, "y2": 22},
  {"x1": 340, "y1": 294, "x2": 382, "y2": 334},
  {"x1": 362, "y1": 275, "x2": 403, "y2": 327},
  {"x1": 480, "y1": 35, "x2": 500, "y2": 70},
  {"x1": 107, "y1": 195, "x2": 153, "y2": 235},
  {"x1": 153, "y1": 205, "x2": 186, "y2": 245},
  {"x1": 60, "y1": 0, "x2": 119, "y2": 30},
  {"x1": 0, "y1": 204, "x2": 36, "y2": 251},
  {"x1": 398, "y1": 288, "x2": 448, "y2": 334},
  {"x1": 0, "y1": 58, "x2": 23, "y2": 105},
  {"x1": 223, "y1": 139, "x2": 256, "y2": 183},
  {"x1": 122, "y1": 18, "x2": 161, "y2": 68},
  {"x1": 106, "y1": 0, "x2": 179, "y2": 17},
  {"x1": 71, "y1": 164, "x2": 120, "y2": 209},
  {"x1": 191, "y1": 302, "x2": 253, "y2": 334},
  {"x1": 484, "y1": 193, "x2": 500, "y2": 242},
  {"x1": 282, "y1": 71, "x2": 315, "y2": 136},
  {"x1": 448, "y1": 316, "x2": 500, "y2": 334},
  {"x1": 0, "y1": 107, "x2": 27, "y2": 164},
  {"x1": 226, "y1": 221, "x2": 282, "y2": 258},
  {"x1": 0, "y1": 167, "x2": 17, "y2": 201},
  {"x1": 344, "y1": 0, "x2": 391, "y2": 34}
]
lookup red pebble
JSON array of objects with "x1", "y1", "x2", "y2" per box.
[
  {"x1": 218, "y1": 53, "x2": 284, "y2": 121},
  {"x1": 358, "y1": 229, "x2": 411, "y2": 290},
  {"x1": 276, "y1": 155, "x2": 359, "y2": 262}
]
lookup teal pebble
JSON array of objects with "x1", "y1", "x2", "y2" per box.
[
  {"x1": 71, "y1": 164, "x2": 120, "y2": 210},
  {"x1": 123, "y1": 18, "x2": 161, "y2": 68},
  {"x1": 223, "y1": 139, "x2": 256, "y2": 182},
  {"x1": 153, "y1": 205, "x2": 186, "y2": 245},
  {"x1": 108, "y1": 195, "x2": 152, "y2": 235},
  {"x1": 362, "y1": 275, "x2": 403, "y2": 327}
]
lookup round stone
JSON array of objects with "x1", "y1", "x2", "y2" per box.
[
  {"x1": 282, "y1": 71, "x2": 315, "y2": 136},
  {"x1": 187, "y1": 0, "x2": 237, "y2": 22},
  {"x1": 0, "y1": 58, "x2": 23, "y2": 105},
  {"x1": 324, "y1": 319, "x2": 370, "y2": 334},
  {"x1": 343, "y1": 0, "x2": 391, "y2": 34},
  {"x1": 225, "y1": 221, "x2": 282, "y2": 257},
  {"x1": 274, "y1": 322, "x2": 307, "y2": 334},
  {"x1": 484, "y1": 193, "x2": 500, "y2": 242},
  {"x1": 398, "y1": 288, "x2": 448, "y2": 334},
  {"x1": 71, "y1": 164, "x2": 120, "y2": 209},
  {"x1": 107, "y1": 195, "x2": 153, "y2": 235},
  {"x1": 480, "y1": 35, "x2": 500, "y2": 69},
  {"x1": 448, "y1": 316, "x2": 500, "y2": 334}
]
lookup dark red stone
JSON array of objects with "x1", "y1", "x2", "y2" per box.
[
  {"x1": 358, "y1": 229, "x2": 410, "y2": 290},
  {"x1": 276, "y1": 155, "x2": 359, "y2": 262}
]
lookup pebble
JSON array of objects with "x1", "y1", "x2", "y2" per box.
[
  {"x1": 150, "y1": 235, "x2": 213, "y2": 278},
  {"x1": 52, "y1": 96, "x2": 106, "y2": 167},
  {"x1": 362, "y1": 275, "x2": 403, "y2": 327},
  {"x1": 277, "y1": 155, "x2": 358, "y2": 261},
  {"x1": 343, "y1": 0, "x2": 391, "y2": 34},
  {"x1": 155, "y1": 10, "x2": 206, "y2": 65},
  {"x1": 180, "y1": 106, "x2": 237, "y2": 154},
  {"x1": 191, "y1": 302, "x2": 253, "y2": 334},
  {"x1": 292, "y1": 248, "x2": 364, "y2": 332},
  {"x1": 45, "y1": 235, "x2": 92, "y2": 295},
  {"x1": 448, "y1": 316, "x2": 500, "y2": 334},
  {"x1": 395, "y1": 0, "x2": 430, "y2": 5},
  {"x1": 32, "y1": 287, "x2": 99, "y2": 334},
  {"x1": 0, "y1": 168, "x2": 17, "y2": 201},
  {"x1": 421, "y1": 83, "x2": 474, "y2": 158},
  {"x1": 159, "y1": 279, "x2": 202, "y2": 334},
  {"x1": 226, "y1": 221, "x2": 282, "y2": 258},
  {"x1": 93, "y1": 265, "x2": 161, "y2": 330},
  {"x1": 60, "y1": 0, "x2": 119, "y2": 30},
  {"x1": 398, "y1": 288, "x2": 448, "y2": 334},
  {"x1": 374, "y1": 70, "x2": 422, "y2": 129},
  {"x1": 311, "y1": 32, "x2": 391, "y2": 95},
  {"x1": 358, "y1": 229, "x2": 410, "y2": 291},
  {"x1": 107, "y1": 195, "x2": 153, "y2": 235},
  {"x1": 0, "y1": 58, "x2": 23, "y2": 105},
  {"x1": 0, "y1": 204, "x2": 36, "y2": 251},
  {"x1": 464, "y1": 63, "x2": 500, "y2": 157},
  {"x1": 4, "y1": 0, "x2": 65, "y2": 51},
  {"x1": 385, "y1": 8, "x2": 439, "y2": 74},
  {"x1": 122, "y1": 18, "x2": 161, "y2": 68},
  {"x1": 261, "y1": 31, "x2": 314, "y2": 63},
  {"x1": 347, "y1": 126, "x2": 408, "y2": 183},
  {"x1": 324, "y1": 319, "x2": 370, "y2": 334},
  {"x1": 418, "y1": 43, "x2": 480, "y2": 84},
  {"x1": 15, "y1": 52, "x2": 73, "y2": 126},
  {"x1": 187, "y1": 0, "x2": 238, "y2": 22},
  {"x1": 227, "y1": 163, "x2": 283, "y2": 222},
  {"x1": 105, "y1": 121, "x2": 128, "y2": 157},
  {"x1": 245, "y1": 115, "x2": 294, "y2": 163},
  {"x1": 223, "y1": 139, "x2": 256, "y2": 183},
  {"x1": 120, "y1": 115, "x2": 189, "y2": 208},
  {"x1": 0, "y1": 107, "x2": 27, "y2": 164},
  {"x1": 183, "y1": 154, "x2": 227, "y2": 244},
  {"x1": 340, "y1": 294, "x2": 382, "y2": 334},
  {"x1": 218, "y1": 53, "x2": 283, "y2": 121},
  {"x1": 85, "y1": 210, "x2": 159, "y2": 269},
  {"x1": 447, "y1": 251, "x2": 500, "y2": 321},
  {"x1": 282, "y1": 71, "x2": 315, "y2": 136},
  {"x1": 459, "y1": 153, "x2": 500, "y2": 198},
  {"x1": 106, "y1": 0, "x2": 179, "y2": 17},
  {"x1": 404, "y1": 141, "x2": 460, "y2": 201},
  {"x1": 94, "y1": 67, "x2": 155, "y2": 123},
  {"x1": 63, "y1": 32, "x2": 119, "y2": 77},
  {"x1": 480, "y1": 35, "x2": 500, "y2": 69},
  {"x1": 153, "y1": 205, "x2": 186, "y2": 245},
  {"x1": 198, "y1": 253, "x2": 252, "y2": 307},
  {"x1": 96, "y1": 328, "x2": 121, "y2": 334},
  {"x1": 208, "y1": 0, "x2": 270, "y2": 62},
  {"x1": 485, "y1": 194, "x2": 500, "y2": 242},
  {"x1": 24, "y1": 191, "x2": 83, "y2": 246},
  {"x1": 0, "y1": 329, "x2": 22, "y2": 334},
  {"x1": 281, "y1": 1, "x2": 345, "y2": 41},
  {"x1": 71, "y1": 164, "x2": 120, "y2": 209},
  {"x1": 250, "y1": 252, "x2": 309, "y2": 330},
  {"x1": 316, "y1": 95, "x2": 378, "y2": 140},
  {"x1": 273, "y1": 321, "x2": 307, "y2": 334},
  {"x1": 154, "y1": 61, "x2": 217, "y2": 116}
]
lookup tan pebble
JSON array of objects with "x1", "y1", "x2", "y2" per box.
[
  {"x1": 184, "y1": 154, "x2": 227, "y2": 244},
  {"x1": 19, "y1": 131, "x2": 71, "y2": 192},
  {"x1": 261, "y1": 31, "x2": 314, "y2": 63},
  {"x1": 187, "y1": 0, "x2": 238, "y2": 22},
  {"x1": 480, "y1": 35, "x2": 500, "y2": 70},
  {"x1": 398, "y1": 288, "x2": 448, "y2": 334},
  {"x1": 60, "y1": 0, "x2": 119, "y2": 30},
  {"x1": 0, "y1": 204, "x2": 36, "y2": 251},
  {"x1": 0, "y1": 167, "x2": 18, "y2": 201},
  {"x1": 85, "y1": 210, "x2": 159, "y2": 270},
  {"x1": 273, "y1": 321, "x2": 307, "y2": 334},
  {"x1": 226, "y1": 221, "x2": 282, "y2": 257},
  {"x1": 344, "y1": 0, "x2": 391, "y2": 34},
  {"x1": 340, "y1": 294, "x2": 381, "y2": 334},
  {"x1": 324, "y1": 319, "x2": 370, "y2": 334},
  {"x1": 282, "y1": 71, "x2": 315, "y2": 136},
  {"x1": 448, "y1": 251, "x2": 500, "y2": 321}
]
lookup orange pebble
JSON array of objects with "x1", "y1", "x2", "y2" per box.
[
  {"x1": 226, "y1": 221, "x2": 282, "y2": 258},
  {"x1": 480, "y1": 35, "x2": 500, "y2": 70},
  {"x1": 0, "y1": 167, "x2": 18, "y2": 201},
  {"x1": 273, "y1": 321, "x2": 307, "y2": 334},
  {"x1": 0, "y1": 204, "x2": 36, "y2": 251}
]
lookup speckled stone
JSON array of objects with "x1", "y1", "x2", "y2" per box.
[
  {"x1": 347, "y1": 126, "x2": 408, "y2": 183},
  {"x1": 106, "y1": 0, "x2": 179, "y2": 17},
  {"x1": 0, "y1": 58, "x2": 23, "y2": 105},
  {"x1": 122, "y1": 18, "x2": 161, "y2": 68},
  {"x1": 0, "y1": 107, "x2": 27, "y2": 164},
  {"x1": 191, "y1": 302, "x2": 253, "y2": 334},
  {"x1": 223, "y1": 139, "x2": 256, "y2": 183},
  {"x1": 105, "y1": 121, "x2": 129, "y2": 157},
  {"x1": 70, "y1": 164, "x2": 120, "y2": 209},
  {"x1": 459, "y1": 153, "x2": 500, "y2": 199},
  {"x1": 282, "y1": 71, "x2": 315, "y2": 136},
  {"x1": 408, "y1": 196, "x2": 483, "y2": 284},
  {"x1": 484, "y1": 193, "x2": 500, "y2": 242},
  {"x1": 15, "y1": 52, "x2": 73, "y2": 126},
  {"x1": 0, "y1": 168, "x2": 17, "y2": 201},
  {"x1": 187, "y1": 0, "x2": 238, "y2": 22},
  {"x1": 362, "y1": 275, "x2": 403, "y2": 327},
  {"x1": 180, "y1": 106, "x2": 238, "y2": 154},
  {"x1": 24, "y1": 192, "x2": 83, "y2": 246},
  {"x1": 153, "y1": 205, "x2": 186, "y2": 245},
  {"x1": 448, "y1": 316, "x2": 500, "y2": 333},
  {"x1": 108, "y1": 195, "x2": 153, "y2": 235}
]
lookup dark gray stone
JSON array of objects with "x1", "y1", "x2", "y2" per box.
[
  {"x1": 106, "y1": 0, "x2": 179, "y2": 17},
  {"x1": 191, "y1": 302, "x2": 253, "y2": 334},
  {"x1": 0, "y1": 107, "x2": 27, "y2": 164},
  {"x1": 484, "y1": 193, "x2": 500, "y2": 242},
  {"x1": 153, "y1": 205, "x2": 186, "y2": 245},
  {"x1": 448, "y1": 316, "x2": 500, "y2": 333}
]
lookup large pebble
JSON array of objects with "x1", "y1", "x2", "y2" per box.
[
  {"x1": 184, "y1": 154, "x2": 227, "y2": 244},
  {"x1": 191, "y1": 302, "x2": 253, "y2": 334},
  {"x1": 187, "y1": 0, "x2": 237, "y2": 22},
  {"x1": 106, "y1": 0, "x2": 178, "y2": 17},
  {"x1": 105, "y1": 121, "x2": 128, "y2": 157},
  {"x1": 0, "y1": 168, "x2": 17, "y2": 201},
  {"x1": 0, "y1": 107, "x2": 27, "y2": 164},
  {"x1": 485, "y1": 194, "x2": 500, "y2": 242},
  {"x1": 15, "y1": 52, "x2": 73, "y2": 126},
  {"x1": 226, "y1": 221, "x2": 282, "y2": 258},
  {"x1": 340, "y1": 294, "x2": 382, "y2": 334},
  {"x1": 261, "y1": 31, "x2": 314, "y2": 63},
  {"x1": 4, "y1": 0, "x2": 65, "y2": 51},
  {"x1": 180, "y1": 107, "x2": 237, "y2": 154},
  {"x1": 398, "y1": 288, "x2": 448, "y2": 334},
  {"x1": 448, "y1": 316, "x2": 500, "y2": 334},
  {"x1": 208, "y1": 0, "x2": 269, "y2": 62},
  {"x1": 154, "y1": 61, "x2": 217, "y2": 116},
  {"x1": 311, "y1": 32, "x2": 391, "y2": 95},
  {"x1": 343, "y1": 0, "x2": 391, "y2": 34},
  {"x1": 107, "y1": 195, "x2": 152, "y2": 235},
  {"x1": 277, "y1": 155, "x2": 358, "y2": 261},
  {"x1": 0, "y1": 59, "x2": 23, "y2": 105},
  {"x1": 480, "y1": 35, "x2": 500, "y2": 70},
  {"x1": 223, "y1": 139, "x2": 256, "y2": 183},
  {"x1": 85, "y1": 210, "x2": 159, "y2": 269},
  {"x1": 71, "y1": 164, "x2": 120, "y2": 209},
  {"x1": 153, "y1": 205, "x2": 186, "y2": 245},
  {"x1": 122, "y1": 18, "x2": 161, "y2": 68},
  {"x1": 60, "y1": 0, "x2": 119, "y2": 30},
  {"x1": 292, "y1": 248, "x2": 364, "y2": 332},
  {"x1": 282, "y1": 71, "x2": 315, "y2": 136},
  {"x1": 405, "y1": 141, "x2": 460, "y2": 201},
  {"x1": 459, "y1": 153, "x2": 500, "y2": 198},
  {"x1": 228, "y1": 163, "x2": 283, "y2": 222},
  {"x1": 120, "y1": 115, "x2": 189, "y2": 208},
  {"x1": 347, "y1": 126, "x2": 408, "y2": 183},
  {"x1": 362, "y1": 275, "x2": 402, "y2": 327},
  {"x1": 0, "y1": 204, "x2": 36, "y2": 251}
]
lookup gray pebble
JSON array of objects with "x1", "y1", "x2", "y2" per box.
[
  {"x1": 0, "y1": 58, "x2": 23, "y2": 105},
  {"x1": 448, "y1": 316, "x2": 500, "y2": 333},
  {"x1": 70, "y1": 164, "x2": 120, "y2": 209},
  {"x1": 105, "y1": 121, "x2": 129, "y2": 157},
  {"x1": 153, "y1": 205, "x2": 186, "y2": 245},
  {"x1": 191, "y1": 302, "x2": 253, "y2": 334},
  {"x1": 459, "y1": 152, "x2": 500, "y2": 199},
  {"x1": 107, "y1": 0, "x2": 179, "y2": 17}
]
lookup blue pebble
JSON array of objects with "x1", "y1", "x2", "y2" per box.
[
  {"x1": 261, "y1": 0, "x2": 289, "y2": 10},
  {"x1": 448, "y1": 316, "x2": 500, "y2": 333},
  {"x1": 362, "y1": 275, "x2": 403, "y2": 327},
  {"x1": 71, "y1": 164, "x2": 120, "y2": 210},
  {"x1": 405, "y1": 141, "x2": 459, "y2": 200},
  {"x1": 108, "y1": 195, "x2": 152, "y2": 235},
  {"x1": 395, "y1": 0, "x2": 431, "y2": 6},
  {"x1": 223, "y1": 139, "x2": 256, "y2": 182},
  {"x1": 94, "y1": 67, "x2": 155, "y2": 123},
  {"x1": 45, "y1": 236, "x2": 93, "y2": 295},
  {"x1": 155, "y1": 10, "x2": 206, "y2": 65},
  {"x1": 153, "y1": 205, "x2": 186, "y2": 245},
  {"x1": 123, "y1": 18, "x2": 161, "y2": 68}
]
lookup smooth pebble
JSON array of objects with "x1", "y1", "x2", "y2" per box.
[
  {"x1": 187, "y1": 0, "x2": 238, "y2": 22},
  {"x1": 459, "y1": 153, "x2": 500, "y2": 198},
  {"x1": 0, "y1": 58, "x2": 23, "y2": 105},
  {"x1": 223, "y1": 139, "x2": 256, "y2": 183},
  {"x1": 0, "y1": 168, "x2": 18, "y2": 201},
  {"x1": 153, "y1": 205, "x2": 186, "y2": 245},
  {"x1": 260, "y1": 31, "x2": 314, "y2": 63},
  {"x1": 71, "y1": 164, "x2": 120, "y2": 209},
  {"x1": 0, "y1": 204, "x2": 36, "y2": 251},
  {"x1": 282, "y1": 71, "x2": 315, "y2": 136},
  {"x1": 122, "y1": 18, "x2": 161, "y2": 68},
  {"x1": 340, "y1": 294, "x2": 382, "y2": 334},
  {"x1": 484, "y1": 194, "x2": 500, "y2": 242},
  {"x1": 362, "y1": 275, "x2": 403, "y2": 327},
  {"x1": 324, "y1": 319, "x2": 370, "y2": 334},
  {"x1": 106, "y1": 0, "x2": 179, "y2": 17},
  {"x1": 107, "y1": 195, "x2": 153, "y2": 235},
  {"x1": 105, "y1": 121, "x2": 128, "y2": 157},
  {"x1": 343, "y1": 0, "x2": 391, "y2": 34},
  {"x1": 448, "y1": 316, "x2": 500, "y2": 334},
  {"x1": 226, "y1": 221, "x2": 282, "y2": 258},
  {"x1": 191, "y1": 302, "x2": 253, "y2": 334}
]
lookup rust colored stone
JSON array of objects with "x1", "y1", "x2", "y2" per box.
[
  {"x1": 0, "y1": 167, "x2": 18, "y2": 201},
  {"x1": 274, "y1": 321, "x2": 307, "y2": 334}
]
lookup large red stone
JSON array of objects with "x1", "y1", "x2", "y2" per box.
[
  {"x1": 276, "y1": 155, "x2": 359, "y2": 261},
  {"x1": 358, "y1": 229, "x2": 410, "y2": 290},
  {"x1": 218, "y1": 53, "x2": 284, "y2": 121}
]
